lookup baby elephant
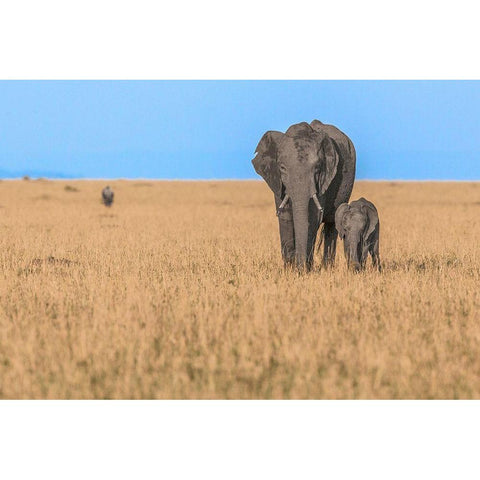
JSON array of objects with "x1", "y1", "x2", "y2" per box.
[{"x1": 335, "y1": 197, "x2": 381, "y2": 272}]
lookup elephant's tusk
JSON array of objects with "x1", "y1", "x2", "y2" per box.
[
  {"x1": 276, "y1": 195, "x2": 290, "y2": 216},
  {"x1": 312, "y1": 194, "x2": 323, "y2": 212}
]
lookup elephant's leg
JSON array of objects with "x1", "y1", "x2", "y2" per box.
[
  {"x1": 275, "y1": 196, "x2": 295, "y2": 267},
  {"x1": 375, "y1": 231, "x2": 382, "y2": 272},
  {"x1": 322, "y1": 222, "x2": 337, "y2": 267},
  {"x1": 306, "y1": 232, "x2": 317, "y2": 271},
  {"x1": 369, "y1": 239, "x2": 381, "y2": 272},
  {"x1": 361, "y1": 242, "x2": 370, "y2": 269}
]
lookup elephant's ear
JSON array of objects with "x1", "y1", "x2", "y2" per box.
[
  {"x1": 252, "y1": 130, "x2": 283, "y2": 197},
  {"x1": 362, "y1": 202, "x2": 379, "y2": 240},
  {"x1": 317, "y1": 136, "x2": 340, "y2": 195},
  {"x1": 335, "y1": 203, "x2": 349, "y2": 239}
]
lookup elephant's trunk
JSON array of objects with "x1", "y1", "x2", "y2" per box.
[
  {"x1": 292, "y1": 199, "x2": 310, "y2": 271},
  {"x1": 348, "y1": 236, "x2": 362, "y2": 272}
]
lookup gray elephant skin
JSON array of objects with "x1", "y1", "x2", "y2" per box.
[
  {"x1": 335, "y1": 197, "x2": 381, "y2": 272},
  {"x1": 252, "y1": 120, "x2": 356, "y2": 271}
]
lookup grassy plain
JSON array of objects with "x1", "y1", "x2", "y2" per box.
[{"x1": 0, "y1": 179, "x2": 479, "y2": 399}]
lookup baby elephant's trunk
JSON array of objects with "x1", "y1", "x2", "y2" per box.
[{"x1": 348, "y1": 236, "x2": 363, "y2": 272}]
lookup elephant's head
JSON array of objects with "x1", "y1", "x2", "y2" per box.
[
  {"x1": 335, "y1": 201, "x2": 377, "y2": 271},
  {"x1": 252, "y1": 120, "x2": 340, "y2": 270}
]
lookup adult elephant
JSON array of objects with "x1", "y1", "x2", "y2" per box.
[{"x1": 252, "y1": 120, "x2": 356, "y2": 271}]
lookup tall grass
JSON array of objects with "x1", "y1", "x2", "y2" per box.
[{"x1": 0, "y1": 180, "x2": 479, "y2": 398}]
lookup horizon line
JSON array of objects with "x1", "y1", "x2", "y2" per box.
[{"x1": 2, "y1": 177, "x2": 480, "y2": 183}]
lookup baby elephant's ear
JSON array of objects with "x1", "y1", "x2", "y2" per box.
[
  {"x1": 335, "y1": 203, "x2": 349, "y2": 239},
  {"x1": 362, "y1": 203, "x2": 379, "y2": 240},
  {"x1": 252, "y1": 131, "x2": 283, "y2": 197}
]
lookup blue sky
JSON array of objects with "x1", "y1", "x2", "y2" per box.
[{"x1": 0, "y1": 81, "x2": 478, "y2": 180}]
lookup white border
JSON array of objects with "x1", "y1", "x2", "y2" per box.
[
  {"x1": 2, "y1": 1, "x2": 480, "y2": 478},
  {"x1": 1, "y1": 1, "x2": 479, "y2": 79},
  {"x1": 1, "y1": 401, "x2": 479, "y2": 479}
]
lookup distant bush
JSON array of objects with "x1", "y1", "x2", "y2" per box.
[{"x1": 64, "y1": 185, "x2": 79, "y2": 192}]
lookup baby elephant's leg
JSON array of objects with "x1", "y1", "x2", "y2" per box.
[{"x1": 370, "y1": 238, "x2": 381, "y2": 272}]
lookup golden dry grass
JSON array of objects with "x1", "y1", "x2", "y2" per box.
[{"x1": 0, "y1": 179, "x2": 479, "y2": 399}]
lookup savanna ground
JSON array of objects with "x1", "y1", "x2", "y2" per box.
[{"x1": 0, "y1": 179, "x2": 479, "y2": 399}]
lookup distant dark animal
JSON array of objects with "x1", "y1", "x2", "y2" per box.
[
  {"x1": 335, "y1": 197, "x2": 381, "y2": 272},
  {"x1": 102, "y1": 186, "x2": 114, "y2": 207}
]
